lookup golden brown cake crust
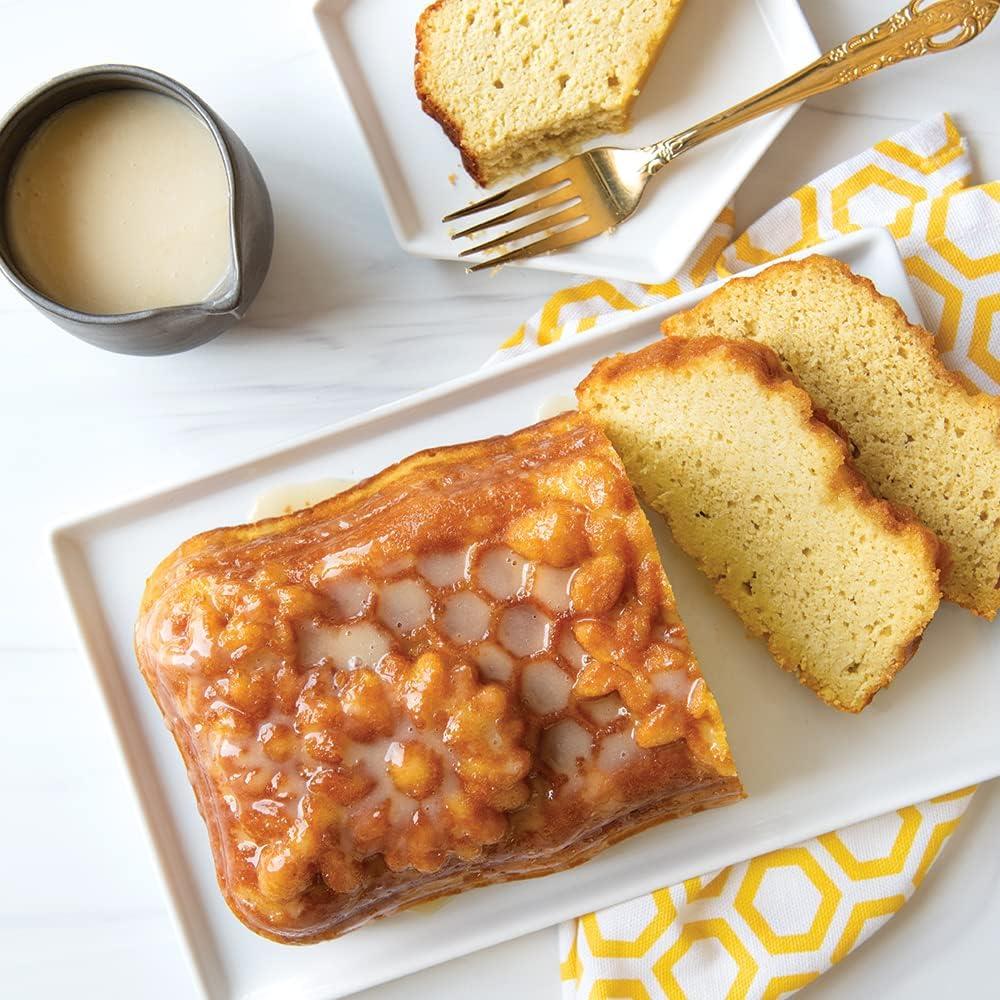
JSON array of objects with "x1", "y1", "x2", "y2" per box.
[
  {"x1": 414, "y1": 0, "x2": 488, "y2": 185},
  {"x1": 583, "y1": 335, "x2": 948, "y2": 570},
  {"x1": 414, "y1": 0, "x2": 684, "y2": 187},
  {"x1": 136, "y1": 413, "x2": 741, "y2": 943},
  {"x1": 664, "y1": 255, "x2": 990, "y2": 402},
  {"x1": 660, "y1": 255, "x2": 1000, "y2": 619},
  {"x1": 578, "y1": 337, "x2": 947, "y2": 712}
]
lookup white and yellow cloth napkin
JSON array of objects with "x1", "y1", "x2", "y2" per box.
[
  {"x1": 485, "y1": 114, "x2": 998, "y2": 998},
  {"x1": 491, "y1": 114, "x2": 999, "y2": 395}
]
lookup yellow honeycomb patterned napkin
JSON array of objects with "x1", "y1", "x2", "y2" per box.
[
  {"x1": 484, "y1": 113, "x2": 998, "y2": 998},
  {"x1": 490, "y1": 114, "x2": 999, "y2": 394},
  {"x1": 558, "y1": 789, "x2": 975, "y2": 999}
]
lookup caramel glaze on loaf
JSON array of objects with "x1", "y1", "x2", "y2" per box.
[
  {"x1": 136, "y1": 412, "x2": 741, "y2": 943},
  {"x1": 661, "y1": 255, "x2": 1000, "y2": 619},
  {"x1": 578, "y1": 336, "x2": 947, "y2": 712}
]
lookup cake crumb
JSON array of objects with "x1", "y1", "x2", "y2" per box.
[{"x1": 417, "y1": 0, "x2": 683, "y2": 185}]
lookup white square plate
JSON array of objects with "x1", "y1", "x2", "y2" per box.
[
  {"x1": 52, "y1": 230, "x2": 1000, "y2": 1000},
  {"x1": 313, "y1": 0, "x2": 819, "y2": 283}
]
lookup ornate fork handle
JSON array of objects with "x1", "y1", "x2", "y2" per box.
[{"x1": 643, "y1": 0, "x2": 998, "y2": 175}]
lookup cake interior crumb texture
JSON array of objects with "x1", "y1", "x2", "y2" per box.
[
  {"x1": 416, "y1": 0, "x2": 685, "y2": 185},
  {"x1": 661, "y1": 256, "x2": 1000, "y2": 619},
  {"x1": 578, "y1": 336, "x2": 945, "y2": 712}
]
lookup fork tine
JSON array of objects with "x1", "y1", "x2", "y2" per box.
[
  {"x1": 441, "y1": 165, "x2": 573, "y2": 223},
  {"x1": 465, "y1": 216, "x2": 604, "y2": 272},
  {"x1": 458, "y1": 205, "x2": 588, "y2": 258},
  {"x1": 450, "y1": 189, "x2": 581, "y2": 241}
]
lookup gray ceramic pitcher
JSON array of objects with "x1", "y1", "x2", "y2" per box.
[{"x1": 0, "y1": 64, "x2": 274, "y2": 355}]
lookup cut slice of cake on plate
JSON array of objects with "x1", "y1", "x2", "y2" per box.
[
  {"x1": 135, "y1": 411, "x2": 741, "y2": 943},
  {"x1": 661, "y1": 255, "x2": 1000, "y2": 619},
  {"x1": 415, "y1": 0, "x2": 686, "y2": 185},
  {"x1": 578, "y1": 336, "x2": 946, "y2": 712}
]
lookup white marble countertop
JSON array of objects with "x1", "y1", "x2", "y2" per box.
[{"x1": 1, "y1": 1, "x2": 997, "y2": 997}]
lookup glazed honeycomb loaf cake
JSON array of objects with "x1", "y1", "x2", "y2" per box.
[
  {"x1": 135, "y1": 412, "x2": 741, "y2": 942},
  {"x1": 661, "y1": 255, "x2": 1000, "y2": 619},
  {"x1": 415, "y1": 0, "x2": 685, "y2": 185},
  {"x1": 578, "y1": 336, "x2": 946, "y2": 712}
]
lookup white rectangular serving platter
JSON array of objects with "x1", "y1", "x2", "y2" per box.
[
  {"x1": 313, "y1": 0, "x2": 820, "y2": 283},
  {"x1": 52, "y1": 229, "x2": 1000, "y2": 1000}
]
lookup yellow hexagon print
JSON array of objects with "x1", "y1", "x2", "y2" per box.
[
  {"x1": 874, "y1": 114, "x2": 965, "y2": 176},
  {"x1": 589, "y1": 979, "x2": 651, "y2": 1000},
  {"x1": 830, "y1": 895, "x2": 905, "y2": 964},
  {"x1": 560, "y1": 932, "x2": 582, "y2": 984},
  {"x1": 830, "y1": 165, "x2": 926, "y2": 235},
  {"x1": 760, "y1": 972, "x2": 821, "y2": 1000},
  {"x1": 581, "y1": 888, "x2": 676, "y2": 958},
  {"x1": 653, "y1": 918, "x2": 759, "y2": 1000},
  {"x1": 970, "y1": 292, "x2": 1000, "y2": 386},
  {"x1": 683, "y1": 868, "x2": 731, "y2": 903},
  {"x1": 729, "y1": 188, "x2": 820, "y2": 267},
  {"x1": 926, "y1": 184, "x2": 1000, "y2": 280},
  {"x1": 818, "y1": 806, "x2": 922, "y2": 881},
  {"x1": 913, "y1": 815, "x2": 965, "y2": 888},
  {"x1": 733, "y1": 848, "x2": 841, "y2": 955},
  {"x1": 904, "y1": 256, "x2": 965, "y2": 352},
  {"x1": 533, "y1": 280, "x2": 643, "y2": 346}
]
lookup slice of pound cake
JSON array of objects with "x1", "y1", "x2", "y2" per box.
[
  {"x1": 415, "y1": 0, "x2": 685, "y2": 186},
  {"x1": 661, "y1": 256, "x2": 1000, "y2": 619},
  {"x1": 578, "y1": 336, "x2": 946, "y2": 712}
]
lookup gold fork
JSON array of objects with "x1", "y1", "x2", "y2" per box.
[{"x1": 445, "y1": 0, "x2": 997, "y2": 272}]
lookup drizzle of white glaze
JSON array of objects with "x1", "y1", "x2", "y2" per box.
[
  {"x1": 580, "y1": 694, "x2": 625, "y2": 727},
  {"x1": 214, "y1": 720, "x2": 307, "y2": 818},
  {"x1": 345, "y1": 737, "x2": 406, "y2": 821},
  {"x1": 345, "y1": 718, "x2": 459, "y2": 827},
  {"x1": 536, "y1": 394, "x2": 578, "y2": 421},
  {"x1": 377, "y1": 578, "x2": 432, "y2": 634},
  {"x1": 318, "y1": 574, "x2": 373, "y2": 620},
  {"x1": 474, "y1": 642, "x2": 514, "y2": 684},
  {"x1": 531, "y1": 564, "x2": 575, "y2": 613},
  {"x1": 558, "y1": 631, "x2": 591, "y2": 672},
  {"x1": 498, "y1": 605, "x2": 553, "y2": 657},
  {"x1": 440, "y1": 591, "x2": 492, "y2": 645},
  {"x1": 314, "y1": 544, "x2": 374, "y2": 581},
  {"x1": 686, "y1": 677, "x2": 706, "y2": 712},
  {"x1": 654, "y1": 625, "x2": 691, "y2": 654},
  {"x1": 477, "y1": 545, "x2": 530, "y2": 601},
  {"x1": 250, "y1": 477, "x2": 359, "y2": 521},
  {"x1": 521, "y1": 660, "x2": 573, "y2": 715},
  {"x1": 157, "y1": 603, "x2": 213, "y2": 667},
  {"x1": 652, "y1": 669, "x2": 695, "y2": 703},
  {"x1": 380, "y1": 555, "x2": 415, "y2": 576},
  {"x1": 540, "y1": 719, "x2": 592, "y2": 774},
  {"x1": 597, "y1": 729, "x2": 641, "y2": 772},
  {"x1": 296, "y1": 621, "x2": 391, "y2": 670},
  {"x1": 417, "y1": 547, "x2": 471, "y2": 588}
]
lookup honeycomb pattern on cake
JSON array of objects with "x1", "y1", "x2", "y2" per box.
[{"x1": 135, "y1": 413, "x2": 740, "y2": 941}]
